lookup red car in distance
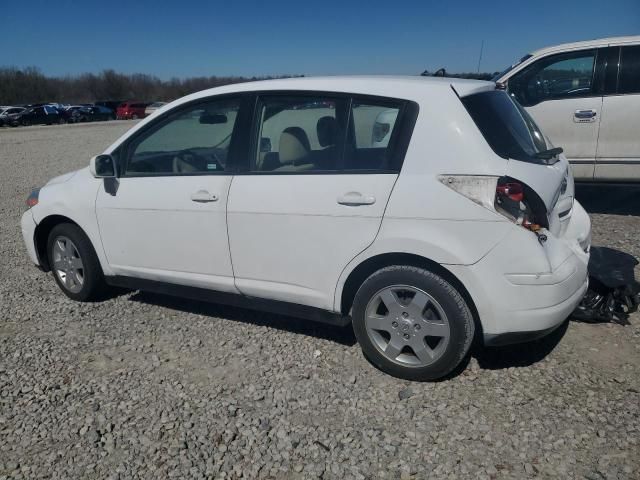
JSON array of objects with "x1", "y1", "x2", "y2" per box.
[{"x1": 116, "y1": 102, "x2": 148, "y2": 120}]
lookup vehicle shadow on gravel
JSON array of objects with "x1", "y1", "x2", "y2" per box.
[
  {"x1": 128, "y1": 291, "x2": 568, "y2": 374},
  {"x1": 575, "y1": 184, "x2": 640, "y2": 216},
  {"x1": 471, "y1": 321, "x2": 569, "y2": 371},
  {"x1": 128, "y1": 292, "x2": 358, "y2": 346}
]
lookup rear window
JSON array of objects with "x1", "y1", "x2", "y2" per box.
[{"x1": 461, "y1": 90, "x2": 551, "y2": 164}]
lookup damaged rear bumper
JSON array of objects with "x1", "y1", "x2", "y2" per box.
[{"x1": 448, "y1": 200, "x2": 591, "y2": 345}]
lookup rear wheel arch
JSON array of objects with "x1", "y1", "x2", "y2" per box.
[
  {"x1": 339, "y1": 252, "x2": 481, "y2": 334},
  {"x1": 34, "y1": 215, "x2": 83, "y2": 271}
]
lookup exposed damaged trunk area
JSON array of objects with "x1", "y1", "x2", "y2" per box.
[{"x1": 573, "y1": 246, "x2": 640, "y2": 325}]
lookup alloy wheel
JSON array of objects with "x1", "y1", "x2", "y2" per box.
[
  {"x1": 51, "y1": 235, "x2": 85, "y2": 294},
  {"x1": 364, "y1": 285, "x2": 450, "y2": 367}
]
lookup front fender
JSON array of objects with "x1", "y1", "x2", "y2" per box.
[{"x1": 31, "y1": 169, "x2": 113, "y2": 276}]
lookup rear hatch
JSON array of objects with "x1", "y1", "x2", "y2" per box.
[{"x1": 458, "y1": 88, "x2": 573, "y2": 237}]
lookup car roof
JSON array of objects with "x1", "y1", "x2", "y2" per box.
[
  {"x1": 173, "y1": 75, "x2": 494, "y2": 106},
  {"x1": 529, "y1": 35, "x2": 640, "y2": 57}
]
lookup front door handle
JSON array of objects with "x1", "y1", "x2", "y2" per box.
[
  {"x1": 190, "y1": 190, "x2": 218, "y2": 203},
  {"x1": 574, "y1": 109, "x2": 597, "y2": 123},
  {"x1": 337, "y1": 192, "x2": 376, "y2": 206}
]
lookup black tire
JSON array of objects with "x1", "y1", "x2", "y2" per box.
[
  {"x1": 22, "y1": 119, "x2": 30, "y2": 126},
  {"x1": 352, "y1": 265, "x2": 475, "y2": 381},
  {"x1": 47, "y1": 223, "x2": 108, "y2": 302}
]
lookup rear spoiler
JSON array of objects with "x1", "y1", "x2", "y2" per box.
[{"x1": 450, "y1": 80, "x2": 496, "y2": 98}]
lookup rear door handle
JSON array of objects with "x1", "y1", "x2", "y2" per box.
[
  {"x1": 190, "y1": 190, "x2": 218, "y2": 203},
  {"x1": 574, "y1": 109, "x2": 597, "y2": 122},
  {"x1": 337, "y1": 192, "x2": 376, "y2": 206}
]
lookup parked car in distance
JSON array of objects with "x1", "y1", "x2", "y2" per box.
[
  {"x1": 0, "y1": 106, "x2": 25, "y2": 126},
  {"x1": 494, "y1": 35, "x2": 640, "y2": 182},
  {"x1": 21, "y1": 76, "x2": 591, "y2": 381},
  {"x1": 68, "y1": 106, "x2": 116, "y2": 123},
  {"x1": 95, "y1": 101, "x2": 123, "y2": 113},
  {"x1": 145, "y1": 102, "x2": 167, "y2": 116},
  {"x1": 116, "y1": 102, "x2": 147, "y2": 120},
  {"x1": 7, "y1": 105, "x2": 66, "y2": 126}
]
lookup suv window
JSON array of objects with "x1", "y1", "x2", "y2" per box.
[
  {"x1": 619, "y1": 45, "x2": 640, "y2": 94},
  {"x1": 253, "y1": 96, "x2": 347, "y2": 172},
  {"x1": 125, "y1": 98, "x2": 241, "y2": 176},
  {"x1": 462, "y1": 90, "x2": 552, "y2": 164},
  {"x1": 508, "y1": 50, "x2": 597, "y2": 106},
  {"x1": 346, "y1": 101, "x2": 402, "y2": 170}
]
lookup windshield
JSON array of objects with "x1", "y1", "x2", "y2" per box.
[
  {"x1": 491, "y1": 54, "x2": 533, "y2": 81},
  {"x1": 461, "y1": 90, "x2": 552, "y2": 164}
]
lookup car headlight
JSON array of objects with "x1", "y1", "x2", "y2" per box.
[{"x1": 26, "y1": 188, "x2": 40, "y2": 208}]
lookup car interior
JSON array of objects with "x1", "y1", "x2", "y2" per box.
[{"x1": 124, "y1": 97, "x2": 401, "y2": 175}]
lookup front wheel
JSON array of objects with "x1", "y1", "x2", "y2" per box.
[
  {"x1": 352, "y1": 265, "x2": 475, "y2": 381},
  {"x1": 47, "y1": 223, "x2": 108, "y2": 301}
]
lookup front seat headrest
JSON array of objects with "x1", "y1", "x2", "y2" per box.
[{"x1": 279, "y1": 127, "x2": 310, "y2": 165}]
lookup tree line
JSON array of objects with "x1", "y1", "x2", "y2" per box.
[
  {"x1": 0, "y1": 67, "x2": 499, "y2": 106},
  {"x1": 0, "y1": 67, "x2": 290, "y2": 105}
]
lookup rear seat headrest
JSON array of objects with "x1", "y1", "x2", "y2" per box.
[{"x1": 317, "y1": 116, "x2": 337, "y2": 148}]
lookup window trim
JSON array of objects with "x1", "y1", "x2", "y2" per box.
[
  {"x1": 617, "y1": 44, "x2": 640, "y2": 96},
  {"x1": 236, "y1": 90, "x2": 418, "y2": 176},
  {"x1": 118, "y1": 93, "x2": 252, "y2": 178},
  {"x1": 595, "y1": 46, "x2": 620, "y2": 96},
  {"x1": 508, "y1": 48, "x2": 599, "y2": 106}
]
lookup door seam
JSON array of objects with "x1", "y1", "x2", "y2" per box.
[
  {"x1": 225, "y1": 175, "x2": 238, "y2": 288},
  {"x1": 332, "y1": 173, "x2": 401, "y2": 311}
]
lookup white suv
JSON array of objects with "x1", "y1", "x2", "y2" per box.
[
  {"x1": 495, "y1": 35, "x2": 640, "y2": 182},
  {"x1": 21, "y1": 76, "x2": 591, "y2": 380}
]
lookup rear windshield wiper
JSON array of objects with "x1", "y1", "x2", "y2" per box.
[{"x1": 534, "y1": 147, "x2": 563, "y2": 161}]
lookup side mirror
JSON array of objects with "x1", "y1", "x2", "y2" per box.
[{"x1": 90, "y1": 154, "x2": 117, "y2": 178}]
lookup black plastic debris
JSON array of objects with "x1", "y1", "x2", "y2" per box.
[{"x1": 573, "y1": 246, "x2": 640, "y2": 325}]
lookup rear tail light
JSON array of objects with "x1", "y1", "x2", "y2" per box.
[
  {"x1": 439, "y1": 175, "x2": 545, "y2": 233},
  {"x1": 496, "y1": 182, "x2": 523, "y2": 202}
]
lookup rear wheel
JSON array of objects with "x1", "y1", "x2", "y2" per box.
[
  {"x1": 47, "y1": 223, "x2": 108, "y2": 301},
  {"x1": 352, "y1": 265, "x2": 474, "y2": 381},
  {"x1": 132, "y1": 114, "x2": 138, "y2": 120}
]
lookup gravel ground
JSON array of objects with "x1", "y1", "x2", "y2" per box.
[{"x1": 1, "y1": 122, "x2": 639, "y2": 480}]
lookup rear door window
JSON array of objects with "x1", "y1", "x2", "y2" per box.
[
  {"x1": 618, "y1": 45, "x2": 640, "y2": 94},
  {"x1": 345, "y1": 100, "x2": 403, "y2": 171},
  {"x1": 250, "y1": 93, "x2": 416, "y2": 173},
  {"x1": 252, "y1": 96, "x2": 347, "y2": 172}
]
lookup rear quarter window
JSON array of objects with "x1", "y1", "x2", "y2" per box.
[{"x1": 461, "y1": 90, "x2": 551, "y2": 164}]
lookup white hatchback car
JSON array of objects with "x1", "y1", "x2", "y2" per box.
[
  {"x1": 21, "y1": 76, "x2": 591, "y2": 380},
  {"x1": 494, "y1": 35, "x2": 640, "y2": 182}
]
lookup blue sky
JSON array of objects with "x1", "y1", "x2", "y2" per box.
[{"x1": 2, "y1": 0, "x2": 639, "y2": 78}]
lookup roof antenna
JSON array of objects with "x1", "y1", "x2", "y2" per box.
[{"x1": 477, "y1": 39, "x2": 484, "y2": 73}]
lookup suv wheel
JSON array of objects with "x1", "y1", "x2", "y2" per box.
[
  {"x1": 47, "y1": 223, "x2": 108, "y2": 301},
  {"x1": 352, "y1": 266, "x2": 474, "y2": 381}
]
